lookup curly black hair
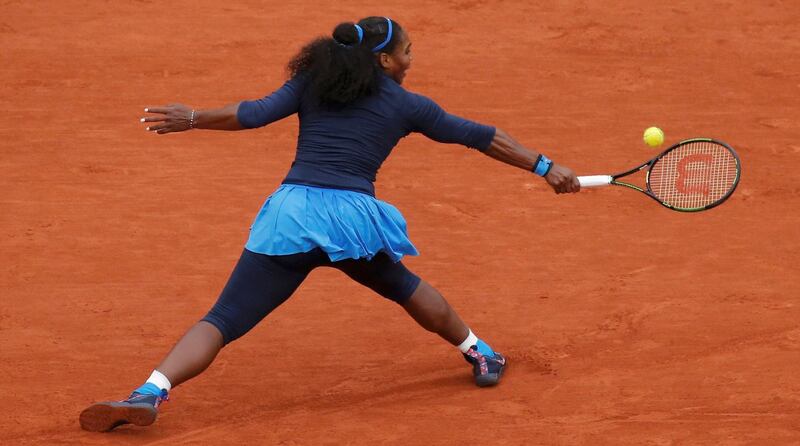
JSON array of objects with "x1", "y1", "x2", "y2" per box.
[{"x1": 287, "y1": 17, "x2": 404, "y2": 107}]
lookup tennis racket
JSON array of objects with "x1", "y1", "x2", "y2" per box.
[{"x1": 578, "y1": 138, "x2": 741, "y2": 212}]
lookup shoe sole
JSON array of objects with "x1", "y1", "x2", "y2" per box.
[
  {"x1": 475, "y1": 360, "x2": 507, "y2": 387},
  {"x1": 79, "y1": 402, "x2": 157, "y2": 432}
]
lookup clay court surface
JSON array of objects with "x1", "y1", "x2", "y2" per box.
[{"x1": 2, "y1": 1, "x2": 799, "y2": 444}]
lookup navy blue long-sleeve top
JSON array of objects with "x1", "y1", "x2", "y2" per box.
[{"x1": 237, "y1": 73, "x2": 496, "y2": 196}]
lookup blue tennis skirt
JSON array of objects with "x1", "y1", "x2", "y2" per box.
[{"x1": 245, "y1": 184, "x2": 419, "y2": 262}]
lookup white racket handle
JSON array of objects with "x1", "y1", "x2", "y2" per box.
[{"x1": 578, "y1": 175, "x2": 613, "y2": 187}]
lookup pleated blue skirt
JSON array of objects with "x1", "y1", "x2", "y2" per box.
[{"x1": 245, "y1": 184, "x2": 419, "y2": 262}]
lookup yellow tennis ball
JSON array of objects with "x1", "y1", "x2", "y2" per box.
[{"x1": 643, "y1": 127, "x2": 665, "y2": 147}]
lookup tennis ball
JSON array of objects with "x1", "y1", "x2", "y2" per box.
[{"x1": 643, "y1": 127, "x2": 665, "y2": 147}]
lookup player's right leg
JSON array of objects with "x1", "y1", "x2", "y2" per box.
[{"x1": 79, "y1": 248, "x2": 326, "y2": 432}]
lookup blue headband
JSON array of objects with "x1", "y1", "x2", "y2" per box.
[
  {"x1": 371, "y1": 17, "x2": 393, "y2": 52},
  {"x1": 354, "y1": 24, "x2": 364, "y2": 44}
]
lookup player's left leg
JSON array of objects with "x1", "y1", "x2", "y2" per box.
[
  {"x1": 79, "y1": 248, "x2": 326, "y2": 432},
  {"x1": 400, "y1": 278, "x2": 507, "y2": 387},
  {"x1": 331, "y1": 253, "x2": 506, "y2": 387},
  {"x1": 399, "y1": 279, "x2": 467, "y2": 344}
]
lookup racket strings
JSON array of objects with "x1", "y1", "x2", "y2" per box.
[{"x1": 648, "y1": 141, "x2": 739, "y2": 210}]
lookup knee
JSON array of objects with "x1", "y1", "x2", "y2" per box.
[{"x1": 200, "y1": 313, "x2": 235, "y2": 345}]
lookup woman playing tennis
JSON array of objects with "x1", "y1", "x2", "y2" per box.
[{"x1": 80, "y1": 16, "x2": 580, "y2": 432}]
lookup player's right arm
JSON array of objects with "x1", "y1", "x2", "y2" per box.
[
  {"x1": 141, "y1": 76, "x2": 306, "y2": 134},
  {"x1": 486, "y1": 128, "x2": 580, "y2": 194},
  {"x1": 406, "y1": 93, "x2": 579, "y2": 194}
]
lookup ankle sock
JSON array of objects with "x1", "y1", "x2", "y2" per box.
[
  {"x1": 457, "y1": 329, "x2": 496, "y2": 356},
  {"x1": 457, "y1": 330, "x2": 478, "y2": 353},
  {"x1": 146, "y1": 370, "x2": 172, "y2": 392},
  {"x1": 133, "y1": 370, "x2": 172, "y2": 395}
]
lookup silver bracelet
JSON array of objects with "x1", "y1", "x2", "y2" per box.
[{"x1": 189, "y1": 109, "x2": 196, "y2": 129}]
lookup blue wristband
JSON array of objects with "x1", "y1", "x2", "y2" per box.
[{"x1": 533, "y1": 154, "x2": 553, "y2": 177}]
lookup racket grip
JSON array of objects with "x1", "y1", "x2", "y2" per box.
[{"x1": 578, "y1": 175, "x2": 613, "y2": 187}]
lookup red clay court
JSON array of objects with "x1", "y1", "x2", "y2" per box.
[{"x1": 2, "y1": 1, "x2": 798, "y2": 444}]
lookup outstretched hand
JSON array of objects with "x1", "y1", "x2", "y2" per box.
[
  {"x1": 545, "y1": 163, "x2": 581, "y2": 194},
  {"x1": 140, "y1": 104, "x2": 194, "y2": 134}
]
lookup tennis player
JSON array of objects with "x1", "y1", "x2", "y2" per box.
[{"x1": 79, "y1": 16, "x2": 580, "y2": 432}]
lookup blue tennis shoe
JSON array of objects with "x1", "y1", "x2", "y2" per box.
[
  {"x1": 463, "y1": 344, "x2": 507, "y2": 387},
  {"x1": 79, "y1": 384, "x2": 168, "y2": 432}
]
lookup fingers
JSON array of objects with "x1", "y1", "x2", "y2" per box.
[
  {"x1": 140, "y1": 105, "x2": 191, "y2": 134},
  {"x1": 560, "y1": 178, "x2": 580, "y2": 194},
  {"x1": 140, "y1": 116, "x2": 166, "y2": 123},
  {"x1": 559, "y1": 177, "x2": 580, "y2": 194},
  {"x1": 145, "y1": 123, "x2": 168, "y2": 132},
  {"x1": 141, "y1": 107, "x2": 174, "y2": 134},
  {"x1": 542, "y1": 163, "x2": 581, "y2": 194},
  {"x1": 572, "y1": 177, "x2": 581, "y2": 193},
  {"x1": 143, "y1": 107, "x2": 170, "y2": 114},
  {"x1": 548, "y1": 175, "x2": 580, "y2": 194},
  {"x1": 546, "y1": 175, "x2": 569, "y2": 194},
  {"x1": 146, "y1": 123, "x2": 179, "y2": 134},
  {"x1": 142, "y1": 120, "x2": 176, "y2": 134}
]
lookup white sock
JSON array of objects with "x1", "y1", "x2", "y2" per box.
[
  {"x1": 146, "y1": 369, "x2": 172, "y2": 392},
  {"x1": 457, "y1": 329, "x2": 479, "y2": 353}
]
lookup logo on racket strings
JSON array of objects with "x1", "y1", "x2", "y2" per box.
[{"x1": 676, "y1": 153, "x2": 713, "y2": 196}]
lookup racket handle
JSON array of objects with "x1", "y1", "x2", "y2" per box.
[{"x1": 578, "y1": 175, "x2": 613, "y2": 187}]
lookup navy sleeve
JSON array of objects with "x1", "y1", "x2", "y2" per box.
[
  {"x1": 404, "y1": 93, "x2": 496, "y2": 151},
  {"x1": 236, "y1": 76, "x2": 307, "y2": 129}
]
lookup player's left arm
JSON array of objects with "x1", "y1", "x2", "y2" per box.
[
  {"x1": 141, "y1": 75, "x2": 307, "y2": 134},
  {"x1": 141, "y1": 103, "x2": 244, "y2": 134}
]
